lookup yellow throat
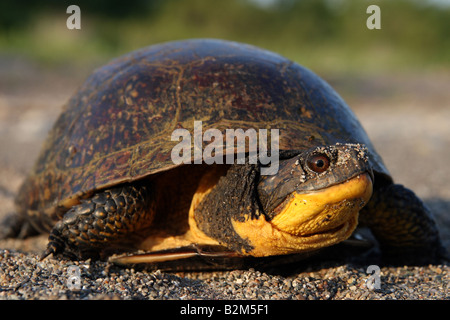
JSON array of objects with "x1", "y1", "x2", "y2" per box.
[{"x1": 232, "y1": 172, "x2": 373, "y2": 256}]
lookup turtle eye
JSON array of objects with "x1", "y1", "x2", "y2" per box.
[{"x1": 307, "y1": 153, "x2": 330, "y2": 173}]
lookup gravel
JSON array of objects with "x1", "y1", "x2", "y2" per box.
[
  {"x1": 0, "y1": 58, "x2": 449, "y2": 300},
  {"x1": 0, "y1": 248, "x2": 447, "y2": 300}
]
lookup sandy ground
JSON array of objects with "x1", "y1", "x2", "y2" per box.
[{"x1": 0, "y1": 56, "x2": 448, "y2": 300}]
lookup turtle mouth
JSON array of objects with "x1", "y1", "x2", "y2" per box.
[
  {"x1": 230, "y1": 172, "x2": 373, "y2": 257},
  {"x1": 257, "y1": 144, "x2": 373, "y2": 219},
  {"x1": 269, "y1": 172, "x2": 373, "y2": 240},
  {"x1": 301, "y1": 214, "x2": 359, "y2": 243}
]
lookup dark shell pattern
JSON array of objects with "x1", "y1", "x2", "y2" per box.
[{"x1": 16, "y1": 39, "x2": 389, "y2": 229}]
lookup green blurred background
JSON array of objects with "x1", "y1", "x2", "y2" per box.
[{"x1": 0, "y1": 0, "x2": 449, "y2": 76}]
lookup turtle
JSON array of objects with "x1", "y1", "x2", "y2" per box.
[{"x1": 1, "y1": 39, "x2": 444, "y2": 270}]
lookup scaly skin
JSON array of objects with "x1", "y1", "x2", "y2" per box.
[
  {"x1": 42, "y1": 184, "x2": 154, "y2": 260},
  {"x1": 359, "y1": 183, "x2": 445, "y2": 263}
]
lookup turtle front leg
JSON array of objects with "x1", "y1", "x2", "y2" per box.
[
  {"x1": 42, "y1": 183, "x2": 155, "y2": 260},
  {"x1": 359, "y1": 183, "x2": 445, "y2": 264}
]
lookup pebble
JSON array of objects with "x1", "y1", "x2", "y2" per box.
[{"x1": 0, "y1": 249, "x2": 448, "y2": 300}]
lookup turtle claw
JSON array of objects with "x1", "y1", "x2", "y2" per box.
[
  {"x1": 40, "y1": 226, "x2": 65, "y2": 260},
  {"x1": 40, "y1": 247, "x2": 54, "y2": 261}
]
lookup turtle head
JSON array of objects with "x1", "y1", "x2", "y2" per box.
[{"x1": 233, "y1": 143, "x2": 373, "y2": 256}]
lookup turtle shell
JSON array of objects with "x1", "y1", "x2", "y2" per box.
[{"x1": 16, "y1": 39, "x2": 390, "y2": 232}]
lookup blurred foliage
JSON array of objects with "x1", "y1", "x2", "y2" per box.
[{"x1": 0, "y1": 0, "x2": 449, "y2": 74}]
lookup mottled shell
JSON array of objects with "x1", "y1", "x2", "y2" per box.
[{"x1": 16, "y1": 39, "x2": 389, "y2": 228}]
